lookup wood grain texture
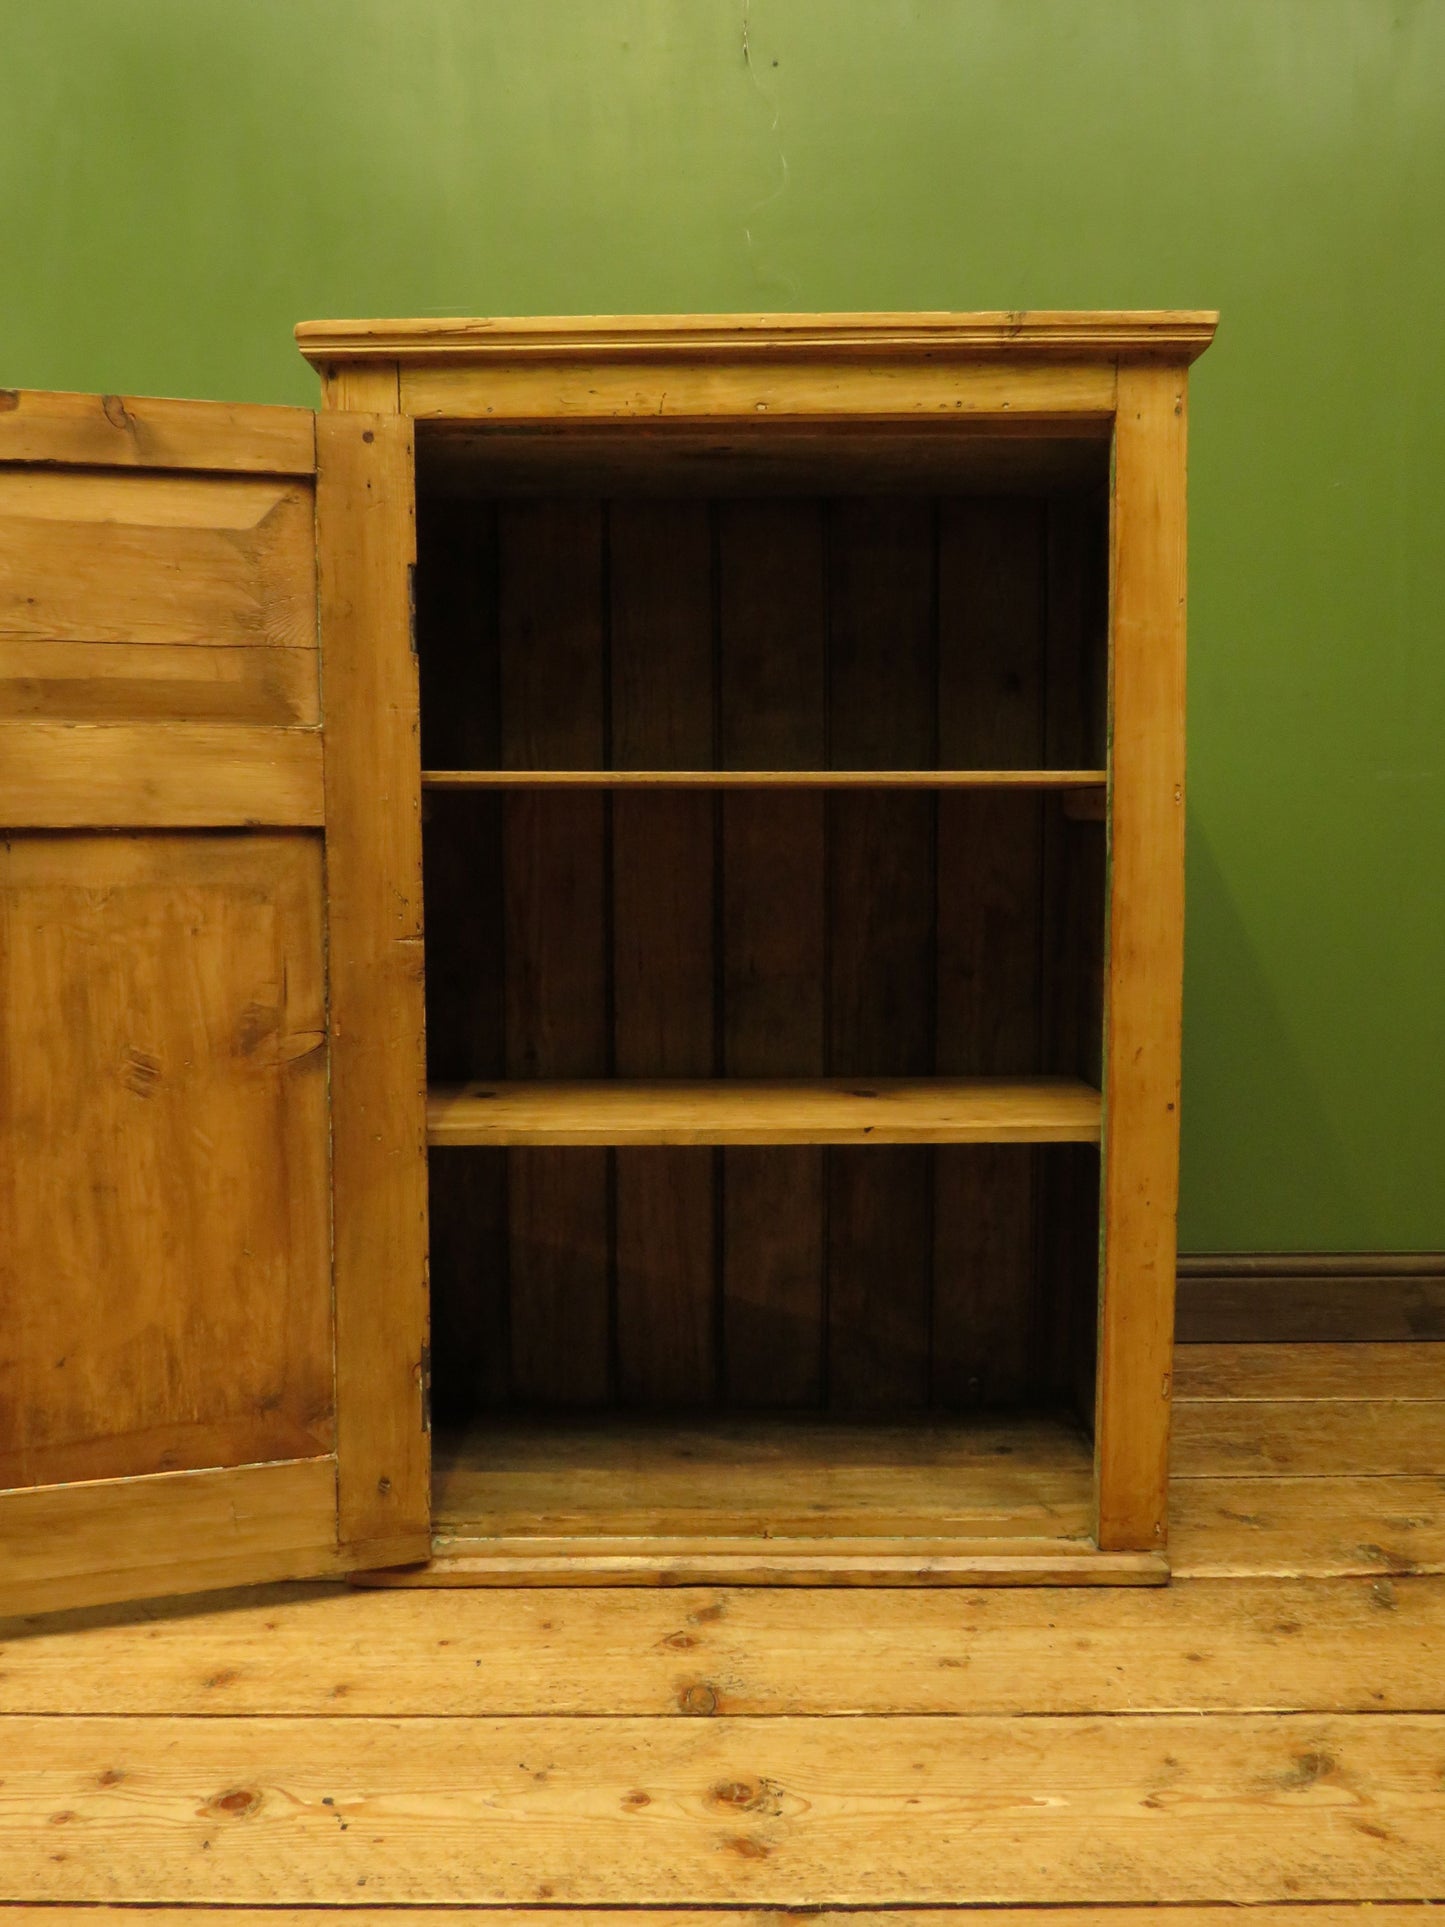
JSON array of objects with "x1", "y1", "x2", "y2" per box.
[
  {"x1": 1175, "y1": 1342, "x2": 1445, "y2": 1402},
  {"x1": 0, "y1": 463, "x2": 321, "y2": 786},
  {"x1": 507, "y1": 1152, "x2": 610, "y2": 1407},
  {"x1": 614, "y1": 1148, "x2": 716, "y2": 1404},
  {"x1": 429, "y1": 1414, "x2": 1093, "y2": 1540},
  {"x1": 0, "y1": 720, "x2": 323, "y2": 826},
  {"x1": 0, "y1": 1460, "x2": 342, "y2": 1618},
  {"x1": 610, "y1": 500, "x2": 716, "y2": 1405},
  {"x1": 1095, "y1": 361, "x2": 1190, "y2": 1551},
  {"x1": 299, "y1": 308, "x2": 1220, "y2": 360},
  {"x1": 315, "y1": 411, "x2": 430, "y2": 1560},
  {"x1": 383, "y1": 1542, "x2": 1162, "y2": 1586},
  {"x1": 318, "y1": 361, "x2": 400, "y2": 413},
  {"x1": 498, "y1": 500, "x2": 610, "y2": 1405},
  {"x1": 400, "y1": 359, "x2": 1118, "y2": 425},
  {"x1": 0, "y1": 386, "x2": 315, "y2": 473},
  {"x1": 0, "y1": 1914, "x2": 1433, "y2": 1927},
  {"x1": 0, "y1": 835, "x2": 332, "y2": 1493},
  {"x1": 1, "y1": 1711, "x2": 1437, "y2": 1903},
  {"x1": 7, "y1": 1568, "x2": 1443, "y2": 1715},
  {"x1": 424, "y1": 767, "x2": 1107, "y2": 787},
  {"x1": 1173, "y1": 1401, "x2": 1445, "y2": 1478},
  {"x1": 428, "y1": 1078, "x2": 1102, "y2": 1146},
  {"x1": 0, "y1": 638, "x2": 319, "y2": 725},
  {"x1": 934, "y1": 500, "x2": 1048, "y2": 1406},
  {"x1": 1172, "y1": 1478, "x2": 1445, "y2": 1578},
  {"x1": 826, "y1": 498, "x2": 935, "y2": 1411},
  {"x1": 0, "y1": 467, "x2": 315, "y2": 647},
  {"x1": 721, "y1": 501, "x2": 830, "y2": 1405}
]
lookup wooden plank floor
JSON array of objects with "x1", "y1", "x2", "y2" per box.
[{"x1": 0, "y1": 1343, "x2": 1442, "y2": 1913}]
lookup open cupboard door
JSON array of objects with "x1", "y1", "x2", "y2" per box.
[{"x1": 0, "y1": 389, "x2": 430, "y2": 1614}]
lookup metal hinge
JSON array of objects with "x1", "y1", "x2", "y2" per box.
[
  {"x1": 418, "y1": 1341, "x2": 432, "y2": 1434},
  {"x1": 407, "y1": 561, "x2": 418, "y2": 655}
]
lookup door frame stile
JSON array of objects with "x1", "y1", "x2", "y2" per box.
[
  {"x1": 1095, "y1": 359, "x2": 1190, "y2": 1551},
  {"x1": 316, "y1": 365, "x2": 432, "y2": 1567}
]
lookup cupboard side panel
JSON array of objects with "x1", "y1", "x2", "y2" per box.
[
  {"x1": 1096, "y1": 364, "x2": 1189, "y2": 1551},
  {"x1": 316, "y1": 411, "x2": 431, "y2": 1561}
]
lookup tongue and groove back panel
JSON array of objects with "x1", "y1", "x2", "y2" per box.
[{"x1": 418, "y1": 482, "x2": 1106, "y2": 1421}]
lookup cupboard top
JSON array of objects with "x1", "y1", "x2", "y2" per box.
[{"x1": 295, "y1": 310, "x2": 1218, "y2": 367}]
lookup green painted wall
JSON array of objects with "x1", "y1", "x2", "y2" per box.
[{"x1": 4, "y1": 0, "x2": 1441, "y2": 1252}]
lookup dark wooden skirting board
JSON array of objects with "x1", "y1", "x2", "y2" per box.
[{"x1": 1177, "y1": 1254, "x2": 1445, "y2": 1343}]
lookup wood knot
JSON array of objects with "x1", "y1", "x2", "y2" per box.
[
  {"x1": 235, "y1": 1002, "x2": 280, "y2": 1055},
  {"x1": 679, "y1": 1682, "x2": 718, "y2": 1716},
  {"x1": 203, "y1": 1786, "x2": 263, "y2": 1819},
  {"x1": 101, "y1": 394, "x2": 135, "y2": 432},
  {"x1": 709, "y1": 1776, "x2": 783, "y2": 1816},
  {"x1": 1278, "y1": 1749, "x2": 1335, "y2": 1790},
  {"x1": 622, "y1": 1789, "x2": 651, "y2": 1810},
  {"x1": 725, "y1": 1833, "x2": 772, "y2": 1859}
]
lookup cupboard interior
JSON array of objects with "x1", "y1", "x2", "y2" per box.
[{"x1": 415, "y1": 421, "x2": 1110, "y2": 1547}]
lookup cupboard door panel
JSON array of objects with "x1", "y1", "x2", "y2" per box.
[
  {"x1": 0, "y1": 389, "x2": 425, "y2": 1612},
  {"x1": 0, "y1": 465, "x2": 319, "y2": 738},
  {"x1": 0, "y1": 833, "x2": 332, "y2": 1493}
]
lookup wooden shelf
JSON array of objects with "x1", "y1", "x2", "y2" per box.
[
  {"x1": 426, "y1": 1077, "x2": 1102, "y2": 1148},
  {"x1": 423, "y1": 768, "x2": 1107, "y2": 791}
]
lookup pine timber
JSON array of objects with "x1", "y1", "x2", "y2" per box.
[
  {"x1": 1, "y1": 1711, "x2": 1439, "y2": 1904},
  {"x1": 0, "y1": 719, "x2": 323, "y2": 826},
  {"x1": 0, "y1": 386, "x2": 316, "y2": 474},
  {"x1": 314, "y1": 411, "x2": 431, "y2": 1562},
  {"x1": 1175, "y1": 1341, "x2": 1445, "y2": 1401},
  {"x1": 1094, "y1": 360, "x2": 1190, "y2": 1552},
  {"x1": 0, "y1": 1915, "x2": 1436, "y2": 1927},
  {"x1": 426, "y1": 1077, "x2": 1103, "y2": 1146},
  {"x1": 297, "y1": 309, "x2": 1220, "y2": 360},
  {"x1": 0, "y1": 1461, "x2": 346, "y2": 1619},
  {"x1": 0, "y1": 834, "x2": 333, "y2": 1495},
  {"x1": 423, "y1": 767, "x2": 1108, "y2": 787},
  {"x1": 4, "y1": 1569, "x2": 1443, "y2": 1718}
]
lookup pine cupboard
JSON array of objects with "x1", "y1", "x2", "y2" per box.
[{"x1": 0, "y1": 312, "x2": 1216, "y2": 1611}]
